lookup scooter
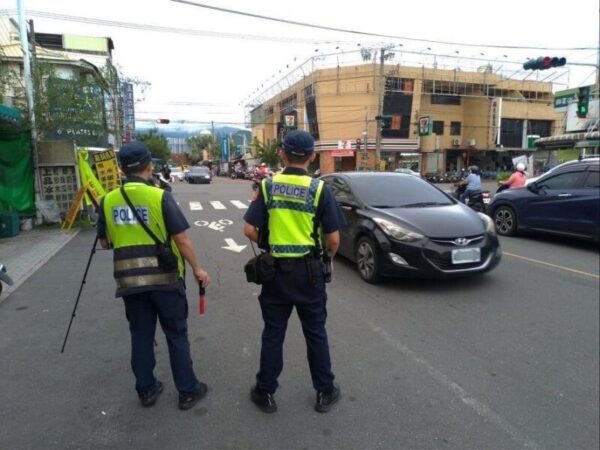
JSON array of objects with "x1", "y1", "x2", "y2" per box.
[
  {"x1": 0, "y1": 263, "x2": 14, "y2": 296},
  {"x1": 453, "y1": 184, "x2": 487, "y2": 213}
]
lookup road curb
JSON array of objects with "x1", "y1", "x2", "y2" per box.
[{"x1": 0, "y1": 228, "x2": 80, "y2": 304}]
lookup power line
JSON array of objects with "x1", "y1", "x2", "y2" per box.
[{"x1": 170, "y1": 0, "x2": 598, "y2": 51}]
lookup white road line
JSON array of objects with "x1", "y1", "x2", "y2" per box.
[
  {"x1": 231, "y1": 200, "x2": 248, "y2": 209},
  {"x1": 369, "y1": 323, "x2": 541, "y2": 450},
  {"x1": 189, "y1": 201, "x2": 203, "y2": 211},
  {"x1": 210, "y1": 201, "x2": 226, "y2": 210}
]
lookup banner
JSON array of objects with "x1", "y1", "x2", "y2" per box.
[
  {"x1": 77, "y1": 150, "x2": 106, "y2": 207},
  {"x1": 92, "y1": 150, "x2": 121, "y2": 192}
]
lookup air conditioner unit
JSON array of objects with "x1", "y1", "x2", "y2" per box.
[
  {"x1": 468, "y1": 139, "x2": 476, "y2": 147},
  {"x1": 452, "y1": 138, "x2": 461, "y2": 146}
]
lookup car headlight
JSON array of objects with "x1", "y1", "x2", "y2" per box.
[
  {"x1": 373, "y1": 217, "x2": 424, "y2": 242},
  {"x1": 478, "y1": 212, "x2": 496, "y2": 235}
]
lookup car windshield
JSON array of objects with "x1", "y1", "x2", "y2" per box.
[
  {"x1": 190, "y1": 167, "x2": 209, "y2": 174},
  {"x1": 350, "y1": 175, "x2": 453, "y2": 208}
]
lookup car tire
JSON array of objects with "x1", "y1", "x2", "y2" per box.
[
  {"x1": 493, "y1": 205, "x2": 517, "y2": 236},
  {"x1": 355, "y1": 236, "x2": 381, "y2": 283}
]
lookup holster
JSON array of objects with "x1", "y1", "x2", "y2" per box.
[
  {"x1": 244, "y1": 252, "x2": 276, "y2": 285},
  {"x1": 306, "y1": 256, "x2": 325, "y2": 286}
]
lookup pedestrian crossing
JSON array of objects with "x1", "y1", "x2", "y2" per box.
[{"x1": 186, "y1": 200, "x2": 250, "y2": 211}]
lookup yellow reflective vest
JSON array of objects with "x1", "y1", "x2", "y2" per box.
[
  {"x1": 261, "y1": 173, "x2": 324, "y2": 258},
  {"x1": 103, "y1": 182, "x2": 183, "y2": 297}
]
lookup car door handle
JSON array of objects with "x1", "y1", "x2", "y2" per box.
[{"x1": 557, "y1": 193, "x2": 572, "y2": 197}]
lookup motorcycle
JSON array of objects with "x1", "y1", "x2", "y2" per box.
[
  {"x1": 0, "y1": 263, "x2": 14, "y2": 296},
  {"x1": 152, "y1": 172, "x2": 172, "y2": 192},
  {"x1": 453, "y1": 183, "x2": 488, "y2": 213}
]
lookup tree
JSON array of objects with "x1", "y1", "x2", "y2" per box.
[
  {"x1": 187, "y1": 135, "x2": 213, "y2": 164},
  {"x1": 253, "y1": 137, "x2": 281, "y2": 168},
  {"x1": 136, "y1": 130, "x2": 170, "y2": 162}
]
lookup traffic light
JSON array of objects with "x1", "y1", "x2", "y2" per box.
[
  {"x1": 375, "y1": 115, "x2": 393, "y2": 129},
  {"x1": 523, "y1": 56, "x2": 566, "y2": 71},
  {"x1": 156, "y1": 118, "x2": 170, "y2": 124},
  {"x1": 576, "y1": 86, "x2": 590, "y2": 118}
]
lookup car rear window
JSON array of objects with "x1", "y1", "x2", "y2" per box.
[
  {"x1": 350, "y1": 175, "x2": 453, "y2": 207},
  {"x1": 190, "y1": 167, "x2": 209, "y2": 174}
]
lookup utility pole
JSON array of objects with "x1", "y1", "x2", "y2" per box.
[
  {"x1": 375, "y1": 47, "x2": 385, "y2": 168},
  {"x1": 17, "y1": 0, "x2": 42, "y2": 219}
]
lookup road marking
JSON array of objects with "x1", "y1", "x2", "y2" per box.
[
  {"x1": 368, "y1": 324, "x2": 541, "y2": 450},
  {"x1": 231, "y1": 200, "x2": 248, "y2": 209},
  {"x1": 189, "y1": 201, "x2": 203, "y2": 211},
  {"x1": 210, "y1": 201, "x2": 226, "y2": 210},
  {"x1": 504, "y1": 252, "x2": 599, "y2": 279},
  {"x1": 222, "y1": 238, "x2": 247, "y2": 253}
]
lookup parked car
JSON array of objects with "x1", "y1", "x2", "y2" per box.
[
  {"x1": 489, "y1": 158, "x2": 599, "y2": 241},
  {"x1": 186, "y1": 166, "x2": 212, "y2": 184},
  {"x1": 394, "y1": 168, "x2": 421, "y2": 177},
  {"x1": 169, "y1": 168, "x2": 186, "y2": 182},
  {"x1": 321, "y1": 172, "x2": 501, "y2": 283}
]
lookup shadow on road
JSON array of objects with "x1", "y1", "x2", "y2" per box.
[{"x1": 501, "y1": 232, "x2": 600, "y2": 253}]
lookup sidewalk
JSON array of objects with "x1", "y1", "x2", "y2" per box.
[{"x1": 0, "y1": 227, "x2": 79, "y2": 303}]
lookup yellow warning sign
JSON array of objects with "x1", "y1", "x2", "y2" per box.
[
  {"x1": 77, "y1": 150, "x2": 106, "y2": 207},
  {"x1": 62, "y1": 182, "x2": 90, "y2": 231},
  {"x1": 92, "y1": 150, "x2": 121, "y2": 193}
]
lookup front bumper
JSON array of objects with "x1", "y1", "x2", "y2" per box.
[{"x1": 376, "y1": 232, "x2": 501, "y2": 278}]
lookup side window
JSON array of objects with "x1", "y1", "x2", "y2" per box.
[
  {"x1": 583, "y1": 169, "x2": 599, "y2": 189},
  {"x1": 538, "y1": 171, "x2": 583, "y2": 190},
  {"x1": 331, "y1": 177, "x2": 356, "y2": 204}
]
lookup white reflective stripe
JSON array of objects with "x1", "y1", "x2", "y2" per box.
[
  {"x1": 210, "y1": 201, "x2": 226, "y2": 210},
  {"x1": 117, "y1": 273, "x2": 179, "y2": 288},
  {"x1": 115, "y1": 257, "x2": 159, "y2": 271},
  {"x1": 189, "y1": 201, "x2": 203, "y2": 210},
  {"x1": 231, "y1": 200, "x2": 248, "y2": 209}
]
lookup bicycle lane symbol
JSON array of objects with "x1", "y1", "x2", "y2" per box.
[{"x1": 193, "y1": 219, "x2": 233, "y2": 232}]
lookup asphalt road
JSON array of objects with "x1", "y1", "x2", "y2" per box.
[{"x1": 1, "y1": 176, "x2": 598, "y2": 449}]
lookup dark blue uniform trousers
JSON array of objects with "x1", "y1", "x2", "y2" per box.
[
  {"x1": 123, "y1": 287, "x2": 201, "y2": 396},
  {"x1": 257, "y1": 259, "x2": 335, "y2": 394}
]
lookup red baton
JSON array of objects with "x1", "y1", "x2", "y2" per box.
[{"x1": 199, "y1": 285, "x2": 206, "y2": 316}]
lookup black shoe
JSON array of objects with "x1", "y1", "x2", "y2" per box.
[
  {"x1": 251, "y1": 385, "x2": 277, "y2": 413},
  {"x1": 139, "y1": 380, "x2": 164, "y2": 407},
  {"x1": 178, "y1": 382, "x2": 208, "y2": 410},
  {"x1": 315, "y1": 384, "x2": 340, "y2": 413}
]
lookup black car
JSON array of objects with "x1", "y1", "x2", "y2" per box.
[
  {"x1": 186, "y1": 166, "x2": 212, "y2": 184},
  {"x1": 489, "y1": 158, "x2": 599, "y2": 241},
  {"x1": 321, "y1": 172, "x2": 501, "y2": 283}
]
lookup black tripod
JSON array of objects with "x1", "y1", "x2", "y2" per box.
[{"x1": 60, "y1": 236, "x2": 98, "y2": 353}]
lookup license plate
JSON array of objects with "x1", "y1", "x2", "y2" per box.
[
  {"x1": 483, "y1": 198, "x2": 491, "y2": 204},
  {"x1": 451, "y1": 248, "x2": 481, "y2": 264}
]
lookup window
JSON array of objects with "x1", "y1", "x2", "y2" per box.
[
  {"x1": 500, "y1": 119, "x2": 524, "y2": 148},
  {"x1": 583, "y1": 170, "x2": 599, "y2": 189},
  {"x1": 431, "y1": 94, "x2": 461, "y2": 105},
  {"x1": 432, "y1": 121, "x2": 444, "y2": 135},
  {"x1": 328, "y1": 177, "x2": 356, "y2": 205},
  {"x1": 528, "y1": 120, "x2": 552, "y2": 138},
  {"x1": 538, "y1": 171, "x2": 583, "y2": 190},
  {"x1": 450, "y1": 121, "x2": 461, "y2": 136}
]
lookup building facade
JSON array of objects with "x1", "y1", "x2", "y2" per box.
[{"x1": 249, "y1": 62, "x2": 563, "y2": 175}]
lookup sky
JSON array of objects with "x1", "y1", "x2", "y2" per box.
[{"x1": 0, "y1": 0, "x2": 598, "y2": 128}]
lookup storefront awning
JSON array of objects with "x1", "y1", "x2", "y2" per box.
[
  {"x1": 535, "y1": 131, "x2": 599, "y2": 150},
  {"x1": 0, "y1": 104, "x2": 22, "y2": 123}
]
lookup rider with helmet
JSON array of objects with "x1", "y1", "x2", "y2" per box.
[
  {"x1": 499, "y1": 162, "x2": 527, "y2": 189},
  {"x1": 257, "y1": 162, "x2": 270, "y2": 180},
  {"x1": 459, "y1": 165, "x2": 482, "y2": 203}
]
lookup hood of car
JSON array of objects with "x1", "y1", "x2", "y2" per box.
[{"x1": 372, "y1": 204, "x2": 485, "y2": 238}]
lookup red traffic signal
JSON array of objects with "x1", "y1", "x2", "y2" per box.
[
  {"x1": 156, "y1": 118, "x2": 170, "y2": 124},
  {"x1": 523, "y1": 56, "x2": 566, "y2": 71}
]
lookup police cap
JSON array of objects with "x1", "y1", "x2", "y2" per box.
[
  {"x1": 282, "y1": 130, "x2": 314, "y2": 156},
  {"x1": 119, "y1": 141, "x2": 152, "y2": 170}
]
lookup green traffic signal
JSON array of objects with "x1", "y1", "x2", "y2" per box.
[{"x1": 576, "y1": 86, "x2": 590, "y2": 118}]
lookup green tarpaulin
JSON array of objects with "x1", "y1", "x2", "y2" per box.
[{"x1": 0, "y1": 129, "x2": 35, "y2": 215}]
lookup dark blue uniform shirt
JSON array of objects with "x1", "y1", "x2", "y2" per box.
[
  {"x1": 243, "y1": 167, "x2": 346, "y2": 234},
  {"x1": 97, "y1": 176, "x2": 189, "y2": 240}
]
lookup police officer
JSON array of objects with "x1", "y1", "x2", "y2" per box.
[
  {"x1": 97, "y1": 141, "x2": 210, "y2": 410},
  {"x1": 243, "y1": 130, "x2": 345, "y2": 413}
]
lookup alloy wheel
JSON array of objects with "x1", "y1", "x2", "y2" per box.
[
  {"x1": 356, "y1": 237, "x2": 380, "y2": 283},
  {"x1": 494, "y1": 207, "x2": 517, "y2": 236}
]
